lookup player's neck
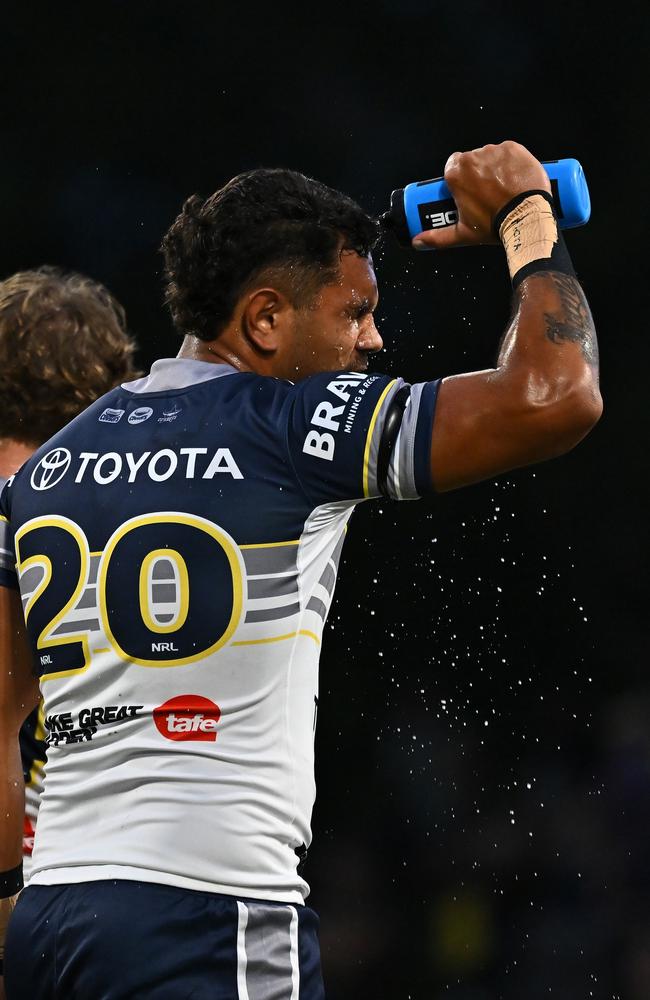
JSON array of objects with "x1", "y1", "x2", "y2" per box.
[
  {"x1": 177, "y1": 335, "x2": 252, "y2": 372},
  {"x1": 0, "y1": 439, "x2": 36, "y2": 477}
]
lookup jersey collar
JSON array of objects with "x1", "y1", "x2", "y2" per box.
[{"x1": 122, "y1": 357, "x2": 240, "y2": 394}]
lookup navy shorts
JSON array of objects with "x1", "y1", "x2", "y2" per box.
[{"x1": 4, "y1": 879, "x2": 325, "y2": 999}]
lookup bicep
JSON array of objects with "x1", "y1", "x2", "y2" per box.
[
  {"x1": 430, "y1": 369, "x2": 571, "y2": 493},
  {"x1": 0, "y1": 586, "x2": 40, "y2": 728}
]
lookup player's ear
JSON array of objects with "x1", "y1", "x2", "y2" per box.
[{"x1": 241, "y1": 288, "x2": 293, "y2": 354}]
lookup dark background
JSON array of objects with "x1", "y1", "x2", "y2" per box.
[{"x1": 2, "y1": 3, "x2": 648, "y2": 997}]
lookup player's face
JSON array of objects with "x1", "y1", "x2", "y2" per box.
[{"x1": 286, "y1": 250, "x2": 383, "y2": 380}]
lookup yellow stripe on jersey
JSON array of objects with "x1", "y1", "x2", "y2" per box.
[
  {"x1": 27, "y1": 701, "x2": 47, "y2": 790},
  {"x1": 240, "y1": 540, "x2": 299, "y2": 549},
  {"x1": 232, "y1": 629, "x2": 320, "y2": 647},
  {"x1": 36, "y1": 700, "x2": 46, "y2": 740},
  {"x1": 362, "y1": 379, "x2": 397, "y2": 498}
]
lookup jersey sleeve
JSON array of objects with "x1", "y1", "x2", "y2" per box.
[
  {"x1": 282, "y1": 370, "x2": 440, "y2": 506},
  {"x1": 0, "y1": 479, "x2": 18, "y2": 590}
]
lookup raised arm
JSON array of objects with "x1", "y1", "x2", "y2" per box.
[{"x1": 412, "y1": 141, "x2": 602, "y2": 492}]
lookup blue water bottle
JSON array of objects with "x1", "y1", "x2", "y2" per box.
[{"x1": 382, "y1": 158, "x2": 591, "y2": 247}]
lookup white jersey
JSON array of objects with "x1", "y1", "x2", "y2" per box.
[{"x1": 0, "y1": 359, "x2": 439, "y2": 903}]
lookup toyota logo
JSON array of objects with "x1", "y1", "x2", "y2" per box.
[{"x1": 30, "y1": 448, "x2": 72, "y2": 491}]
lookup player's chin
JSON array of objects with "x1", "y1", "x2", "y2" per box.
[{"x1": 350, "y1": 355, "x2": 369, "y2": 374}]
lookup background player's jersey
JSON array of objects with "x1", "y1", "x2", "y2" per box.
[
  {"x1": 17, "y1": 703, "x2": 45, "y2": 880},
  {"x1": 0, "y1": 474, "x2": 45, "y2": 880},
  {"x1": 0, "y1": 358, "x2": 439, "y2": 903}
]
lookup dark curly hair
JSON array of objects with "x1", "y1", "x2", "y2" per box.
[
  {"x1": 0, "y1": 266, "x2": 139, "y2": 446},
  {"x1": 160, "y1": 168, "x2": 380, "y2": 341}
]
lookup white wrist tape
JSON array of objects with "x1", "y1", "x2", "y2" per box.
[{"x1": 498, "y1": 193, "x2": 558, "y2": 282}]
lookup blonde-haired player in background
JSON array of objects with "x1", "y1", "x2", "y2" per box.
[{"x1": 0, "y1": 265, "x2": 139, "y2": 996}]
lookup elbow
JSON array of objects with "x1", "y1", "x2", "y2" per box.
[
  {"x1": 537, "y1": 382, "x2": 603, "y2": 457},
  {"x1": 577, "y1": 384, "x2": 603, "y2": 431}
]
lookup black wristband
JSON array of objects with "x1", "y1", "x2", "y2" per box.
[
  {"x1": 493, "y1": 189, "x2": 554, "y2": 236},
  {"x1": 510, "y1": 231, "x2": 575, "y2": 289},
  {"x1": 495, "y1": 189, "x2": 576, "y2": 289},
  {"x1": 0, "y1": 862, "x2": 23, "y2": 899}
]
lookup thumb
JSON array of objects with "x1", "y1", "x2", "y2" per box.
[{"x1": 411, "y1": 224, "x2": 464, "y2": 251}]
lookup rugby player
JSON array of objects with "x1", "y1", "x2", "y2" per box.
[
  {"x1": 0, "y1": 142, "x2": 601, "y2": 998},
  {"x1": 0, "y1": 267, "x2": 138, "y2": 995}
]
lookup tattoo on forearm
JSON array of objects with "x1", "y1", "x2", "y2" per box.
[{"x1": 543, "y1": 272, "x2": 599, "y2": 366}]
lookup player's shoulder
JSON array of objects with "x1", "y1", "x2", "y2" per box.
[
  {"x1": 5, "y1": 387, "x2": 121, "y2": 498},
  {"x1": 283, "y1": 368, "x2": 399, "y2": 410},
  {"x1": 287, "y1": 368, "x2": 395, "y2": 392},
  {"x1": 120, "y1": 359, "x2": 294, "y2": 427},
  {"x1": 20, "y1": 390, "x2": 120, "y2": 463},
  {"x1": 283, "y1": 368, "x2": 403, "y2": 419}
]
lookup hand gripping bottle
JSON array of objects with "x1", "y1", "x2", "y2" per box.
[{"x1": 382, "y1": 158, "x2": 590, "y2": 247}]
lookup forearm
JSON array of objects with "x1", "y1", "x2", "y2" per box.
[
  {"x1": 0, "y1": 730, "x2": 24, "y2": 872},
  {"x1": 421, "y1": 141, "x2": 602, "y2": 491},
  {"x1": 494, "y1": 268, "x2": 601, "y2": 425},
  {"x1": 430, "y1": 267, "x2": 602, "y2": 491},
  {"x1": 494, "y1": 184, "x2": 599, "y2": 403}
]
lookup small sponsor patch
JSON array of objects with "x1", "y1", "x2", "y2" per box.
[
  {"x1": 158, "y1": 403, "x2": 183, "y2": 423},
  {"x1": 128, "y1": 406, "x2": 154, "y2": 425},
  {"x1": 99, "y1": 408, "x2": 125, "y2": 424}
]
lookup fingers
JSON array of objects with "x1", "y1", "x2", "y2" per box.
[{"x1": 409, "y1": 141, "x2": 548, "y2": 251}]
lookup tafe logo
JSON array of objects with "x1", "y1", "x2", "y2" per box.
[
  {"x1": 128, "y1": 406, "x2": 154, "y2": 425},
  {"x1": 30, "y1": 448, "x2": 72, "y2": 491},
  {"x1": 153, "y1": 695, "x2": 221, "y2": 742}
]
